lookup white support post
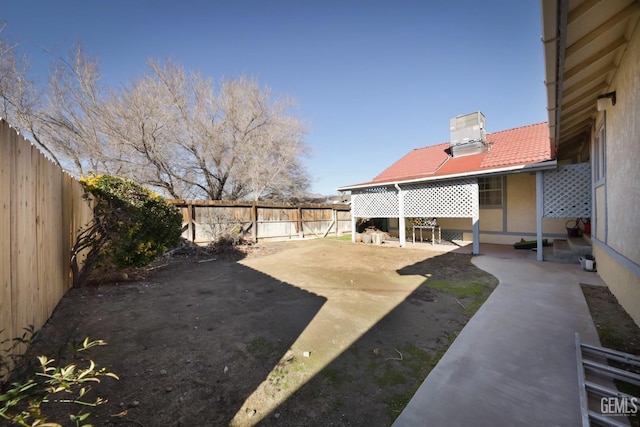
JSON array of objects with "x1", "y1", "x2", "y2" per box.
[
  {"x1": 351, "y1": 212, "x2": 357, "y2": 243},
  {"x1": 396, "y1": 183, "x2": 406, "y2": 247},
  {"x1": 536, "y1": 171, "x2": 544, "y2": 261},
  {"x1": 472, "y1": 217, "x2": 480, "y2": 255}
]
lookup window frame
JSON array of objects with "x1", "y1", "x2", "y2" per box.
[
  {"x1": 593, "y1": 122, "x2": 606, "y2": 185},
  {"x1": 478, "y1": 175, "x2": 504, "y2": 208}
]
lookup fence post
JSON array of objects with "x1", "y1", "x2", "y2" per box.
[
  {"x1": 297, "y1": 207, "x2": 303, "y2": 238},
  {"x1": 186, "y1": 203, "x2": 195, "y2": 243},
  {"x1": 251, "y1": 203, "x2": 258, "y2": 243},
  {"x1": 332, "y1": 208, "x2": 337, "y2": 236}
]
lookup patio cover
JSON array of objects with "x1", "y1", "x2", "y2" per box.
[{"x1": 350, "y1": 178, "x2": 480, "y2": 254}]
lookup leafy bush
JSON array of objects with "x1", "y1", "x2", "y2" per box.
[
  {"x1": 1, "y1": 335, "x2": 117, "y2": 427},
  {"x1": 72, "y1": 174, "x2": 183, "y2": 287}
]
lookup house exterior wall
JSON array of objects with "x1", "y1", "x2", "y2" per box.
[
  {"x1": 507, "y1": 173, "x2": 536, "y2": 232},
  {"x1": 479, "y1": 209, "x2": 503, "y2": 231},
  {"x1": 594, "y1": 246, "x2": 640, "y2": 326},
  {"x1": 438, "y1": 173, "x2": 565, "y2": 244},
  {"x1": 438, "y1": 217, "x2": 474, "y2": 230},
  {"x1": 592, "y1": 23, "x2": 640, "y2": 325},
  {"x1": 354, "y1": 173, "x2": 567, "y2": 246},
  {"x1": 388, "y1": 217, "x2": 399, "y2": 237}
]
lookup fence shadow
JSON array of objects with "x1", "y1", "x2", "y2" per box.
[
  {"x1": 24, "y1": 255, "x2": 327, "y2": 426},
  {"x1": 259, "y1": 251, "x2": 495, "y2": 426}
]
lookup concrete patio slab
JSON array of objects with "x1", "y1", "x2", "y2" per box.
[{"x1": 393, "y1": 243, "x2": 605, "y2": 427}]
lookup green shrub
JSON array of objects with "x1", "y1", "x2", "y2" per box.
[
  {"x1": 72, "y1": 174, "x2": 183, "y2": 287},
  {"x1": 1, "y1": 335, "x2": 117, "y2": 427}
]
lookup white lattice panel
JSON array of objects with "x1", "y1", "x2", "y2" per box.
[
  {"x1": 543, "y1": 163, "x2": 591, "y2": 218},
  {"x1": 404, "y1": 179, "x2": 478, "y2": 219},
  {"x1": 352, "y1": 186, "x2": 399, "y2": 218}
]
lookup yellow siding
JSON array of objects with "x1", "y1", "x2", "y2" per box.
[
  {"x1": 506, "y1": 174, "x2": 536, "y2": 232},
  {"x1": 594, "y1": 245, "x2": 640, "y2": 326}
]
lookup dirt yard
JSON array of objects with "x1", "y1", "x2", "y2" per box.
[
  {"x1": 24, "y1": 238, "x2": 497, "y2": 426},
  {"x1": 581, "y1": 283, "x2": 640, "y2": 427}
]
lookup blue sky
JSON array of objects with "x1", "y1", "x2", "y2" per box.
[{"x1": 2, "y1": 1, "x2": 547, "y2": 195}]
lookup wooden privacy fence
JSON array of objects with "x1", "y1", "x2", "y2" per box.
[
  {"x1": 170, "y1": 200, "x2": 352, "y2": 243},
  {"x1": 0, "y1": 119, "x2": 92, "y2": 373}
]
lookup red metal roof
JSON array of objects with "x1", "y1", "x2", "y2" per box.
[{"x1": 354, "y1": 122, "x2": 551, "y2": 187}]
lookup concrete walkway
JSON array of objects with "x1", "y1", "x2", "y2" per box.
[{"x1": 393, "y1": 243, "x2": 605, "y2": 427}]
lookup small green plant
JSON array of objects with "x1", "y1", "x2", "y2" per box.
[
  {"x1": 72, "y1": 174, "x2": 183, "y2": 287},
  {"x1": 0, "y1": 326, "x2": 36, "y2": 385},
  {"x1": 0, "y1": 337, "x2": 118, "y2": 427}
]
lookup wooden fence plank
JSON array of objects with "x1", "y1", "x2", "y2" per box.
[
  {"x1": 0, "y1": 121, "x2": 15, "y2": 365},
  {"x1": 0, "y1": 120, "x2": 93, "y2": 370},
  {"x1": 12, "y1": 135, "x2": 36, "y2": 355},
  {"x1": 170, "y1": 200, "x2": 352, "y2": 242}
]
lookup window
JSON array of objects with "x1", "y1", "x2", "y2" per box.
[
  {"x1": 593, "y1": 123, "x2": 605, "y2": 184},
  {"x1": 479, "y1": 176, "x2": 503, "y2": 207}
]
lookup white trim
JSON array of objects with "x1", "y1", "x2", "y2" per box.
[
  {"x1": 395, "y1": 183, "x2": 406, "y2": 247},
  {"x1": 536, "y1": 171, "x2": 544, "y2": 262},
  {"x1": 337, "y1": 160, "x2": 558, "y2": 192}
]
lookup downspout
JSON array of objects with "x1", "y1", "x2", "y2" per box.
[{"x1": 395, "y1": 183, "x2": 406, "y2": 247}]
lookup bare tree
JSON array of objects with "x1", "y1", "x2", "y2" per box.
[
  {"x1": 38, "y1": 44, "x2": 111, "y2": 175},
  {"x1": 0, "y1": 27, "x2": 57, "y2": 162},
  {"x1": 0, "y1": 38, "x2": 111, "y2": 174},
  {"x1": 121, "y1": 61, "x2": 310, "y2": 201},
  {"x1": 0, "y1": 32, "x2": 311, "y2": 201}
]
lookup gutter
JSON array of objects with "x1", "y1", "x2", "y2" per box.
[
  {"x1": 542, "y1": 0, "x2": 568, "y2": 151},
  {"x1": 554, "y1": 0, "x2": 569, "y2": 149},
  {"x1": 337, "y1": 160, "x2": 558, "y2": 192}
]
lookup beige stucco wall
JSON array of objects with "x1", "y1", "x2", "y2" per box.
[
  {"x1": 594, "y1": 245, "x2": 640, "y2": 326},
  {"x1": 437, "y1": 217, "x2": 473, "y2": 230},
  {"x1": 506, "y1": 173, "x2": 536, "y2": 232},
  {"x1": 601, "y1": 24, "x2": 640, "y2": 265},
  {"x1": 388, "y1": 217, "x2": 399, "y2": 237},
  {"x1": 506, "y1": 173, "x2": 567, "y2": 235},
  {"x1": 589, "y1": 22, "x2": 640, "y2": 326},
  {"x1": 479, "y1": 209, "x2": 503, "y2": 231},
  {"x1": 543, "y1": 218, "x2": 567, "y2": 236}
]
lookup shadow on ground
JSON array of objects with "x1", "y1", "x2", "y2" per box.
[
  {"x1": 26, "y1": 253, "x2": 327, "y2": 426},
  {"x1": 258, "y1": 251, "x2": 497, "y2": 426}
]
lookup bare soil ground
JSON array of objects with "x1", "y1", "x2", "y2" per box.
[
  {"x1": 22, "y1": 238, "x2": 497, "y2": 426},
  {"x1": 581, "y1": 284, "x2": 640, "y2": 427}
]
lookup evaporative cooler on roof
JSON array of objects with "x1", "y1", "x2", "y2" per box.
[{"x1": 449, "y1": 111, "x2": 487, "y2": 157}]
